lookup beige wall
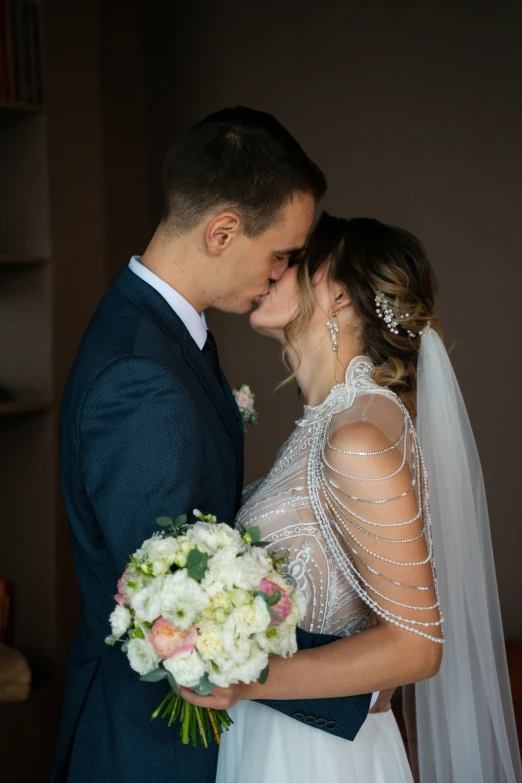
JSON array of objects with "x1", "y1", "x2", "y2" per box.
[{"x1": 141, "y1": 1, "x2": 522, "y2": 637}]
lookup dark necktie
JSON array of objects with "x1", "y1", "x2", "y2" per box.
[{"x1": 202, "y1": 330, "x2": 222, "y2": 384}]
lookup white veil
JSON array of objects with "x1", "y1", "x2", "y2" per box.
[{"x1": 404, "y1": 328, "x2": 522, "y2": 783}]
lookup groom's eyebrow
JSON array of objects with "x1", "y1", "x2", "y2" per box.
[{"x1": 275, "y1": 245, "x2": 304, "y2": 255}]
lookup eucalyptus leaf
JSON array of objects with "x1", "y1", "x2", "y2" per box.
[
  {"x1": 257, "y1": 664, "x2": 269, "y2": 685},
  {"x1": 174, "y1": 514, "x2": 188, "y2": 526},
  {"x1": 104, "y1": 635, "x2": 116, "y2": 646},
  {"x1": 139, "y1": 668, "x2": 168, "y2": 683},
  {"x1": 157, "y1": 516, "x2": 174, "y2": 527},
  {"x1": 166, "y1": 671, "x2": 179, "y2": 694},
  {"x1": 193, "y1": 674, "x2": 214, "y2": 696},
  {"x1": 121, "y1": 642, "x2": 129, "y2": 653}
]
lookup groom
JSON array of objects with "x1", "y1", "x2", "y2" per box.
[{"x1": 51, "y1": 107, "x2": 371, "y2": 783}]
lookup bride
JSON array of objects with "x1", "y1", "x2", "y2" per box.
[{"x1": 182, "y1": 213, "x2": 522, "y2": 783}]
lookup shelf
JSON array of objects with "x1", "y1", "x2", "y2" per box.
[
  {"x1": 0, "y1": 254, "x2": 50, "y2": 266},
  {"x1": 0, "y1": 400, "x2": 53, "y2": 417}
]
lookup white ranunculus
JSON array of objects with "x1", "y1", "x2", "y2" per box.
[
  {"x1": 109, "y1": 604, "x2": 131, "y2": 639},
  {"x1": 130, "y1": 578, "x2": 163, "y2": 623},
  {"x1": 196, "y1": 627, "x2": 225, "y2": 662},
  {"x1": 126, "y1": 637, "x2": 161, "y2": 675},
  {"x1": 268, "y1": 621, "x2": 298, "y2": 658},
  {"x1": 190, "y1": 522, "x2": 240, "y2": 555},
  {"x1": 163, "y1": 650, "x2": 206, "y2": 688},
  {"x1": 161, "y1": 570, "x2": 210, "y2": 630}
]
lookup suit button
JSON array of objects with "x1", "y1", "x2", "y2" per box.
[
  {"x1": 326, "y1": 720, "x2": 337, "y2": 730},
  {"x1": 304, "y1": 715, "x2": 315, "y2": 724},
  {"x1": 315, "y1": 718, "x2": 327, "y2": 727},
  {"x1": 293, "y1": 712, "x2": 305, "y2": 721}
]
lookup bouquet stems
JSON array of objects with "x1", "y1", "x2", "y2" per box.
[{"x1": 151, "y1": 689, "x2": 234, "y2": 747}]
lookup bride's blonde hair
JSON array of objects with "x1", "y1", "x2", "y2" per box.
[{"x1": 282, "y1": 212, "x2": 443, "y2": 416}]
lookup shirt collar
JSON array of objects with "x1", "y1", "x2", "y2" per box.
[{"x1": 128, "y1": 256, "x2": 207, "y2": 350}]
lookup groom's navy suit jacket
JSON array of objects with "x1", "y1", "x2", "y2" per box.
[{"x1": 51, "y1": 265, "x2": 370, "y2": 783}]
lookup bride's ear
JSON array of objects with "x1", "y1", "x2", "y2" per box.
[{"x1": 333, "y1": 288, "x2": 352, "y2": 314}]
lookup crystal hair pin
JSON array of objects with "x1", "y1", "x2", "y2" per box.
[{"x1": 375, "y1": 291, "x2": 419, "y2": 338}]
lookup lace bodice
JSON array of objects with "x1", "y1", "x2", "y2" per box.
[{"x1": 237, "y1": 356, "x2": 443, "y2": 643}]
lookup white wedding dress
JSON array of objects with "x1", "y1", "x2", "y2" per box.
[{"x1": 216, "y1": 356, "x2": 443, "y2": 783}]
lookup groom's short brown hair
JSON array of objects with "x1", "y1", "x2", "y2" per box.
[{"x1": 162, "y1": 106, "x2": 326, "y2": 238}]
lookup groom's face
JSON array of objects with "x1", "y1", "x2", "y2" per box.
[{"x1": 219, "y1": 193, "x2": 315, "y2": 314}]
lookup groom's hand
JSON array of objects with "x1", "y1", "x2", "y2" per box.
[
  {"x1": 179, "y1": 683, "x2": 247, "y2": 710},
  {"x1": 368, "y1": 687, "x2": 395, "y2": 714}
]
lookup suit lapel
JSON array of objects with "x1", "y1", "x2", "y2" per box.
[{"x1": 181, "y1": 330, "x2": 243, "y2": 480}]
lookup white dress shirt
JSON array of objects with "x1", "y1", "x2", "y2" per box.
[{"x1": 128, "y1": 255, "x2": 208, "y2": 349}]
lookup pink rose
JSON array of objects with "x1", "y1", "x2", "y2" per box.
[
  {"x1": 151, "y1": 618, "x2": 198, "y2": 659},
  {"x1": 234, "y1": 391, "x2": 254, "y2": 413},
  {"x1": 114, "y1": 569, "x2": 131, "y2": 606},
  {"x1": 259, "y1": 579, "x2": 291, "y2": 625}
]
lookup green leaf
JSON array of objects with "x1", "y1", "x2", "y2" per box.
[
  {"x1": 268, "y1": 607, "x2": 283, "y2": 623},
  {"x1": 139, "y1": 668, "x2": 168, "y2": 683},
  {"x1": 104, "y1": 635, "x2": 116, "y2": 646},
  {"x1": 257, "y1": 664, "x2": 269, "y2": 685},
  {"x1": 174, "y1": 514, "x2": 188, "y2": 526},
  {"x1": 246, "y1": 526, "x2": 261, "y2": 544},
  {"x1": 193, "y1": 674, "x2": 214, "y2": 696},
  {"x1": 157, "y1": 516, "x2": 174, "y2": 527},
  {"x1": 131, "y1": 627, "x2": 145, "y2": 639},
  {"x1": 266, "y1": 590, "x2": 281, "y2": 607},
  {"x1": 166, "y1": 671, "x2": 179, "y2": 694},
  {"x1": 188, "y1": 567, "x2": 206, "y2": 582},
  {"x1": 252, "y1": 541, "x2": 270, "y2": 548}
]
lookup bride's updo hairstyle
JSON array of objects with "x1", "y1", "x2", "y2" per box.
[{"x1": 284, "y1": 212, "x2": 442, "y2": 416}]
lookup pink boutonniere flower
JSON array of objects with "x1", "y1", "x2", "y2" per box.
[{"x1": 233, "y1": 384, "x2": 259, "y2": 432}]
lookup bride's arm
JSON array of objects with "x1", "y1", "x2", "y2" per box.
[{"x1": 182, "y1": 412, "x2": 443, "y2": 707}]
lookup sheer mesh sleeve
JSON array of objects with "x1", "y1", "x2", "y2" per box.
[{"x1": 309, "y1": 392, "x2": 444, "y2": 644}]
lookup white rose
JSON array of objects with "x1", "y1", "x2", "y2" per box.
[
  {"x1": 145, "y1": 537, "x2": 179, "y2": 576},
  {"x1": 196, "y1": 627, "x2": 225, "y2": 661},
  {"x1": 130, "y1": 578, "x2": 163, "y2": 623},
  {"x1": 289, "y1": 588, "x2": 309, "y2": 624},
  {"x1": 268, "y1": 622, "x2": 298, "y2": 658},
  {"x1": 208, "y1": 642, "x2": 267, "y2": 688},
  {"x1": 163, "y1": 650, "x2": 206, "y2": 688},
  {"x1": 161, "y1": 570, "x2": 210, "y2": 630},
  {"x1": 109, "y1": 605, "x2": 131, "y2": 639},
  {"x1": 190, "y1": 522, "x2": 240, "y2": 556},
  {"x1": 232, "y1": 643, "x2": 268, "y2": 684},
  {"x1": 126, "y1": 637, "x2": 161, "y2": 675}
]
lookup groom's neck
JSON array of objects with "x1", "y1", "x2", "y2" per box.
[{"x1": 140, "y1": 224, "x2": 208, "y2": 313}]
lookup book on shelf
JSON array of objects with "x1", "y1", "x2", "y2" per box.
[
  {"x1": 0, "y1": 580, "x2": 14, "y2": 645},
  {"x1": 0, "y1": 0, "x2": 43, "y2": 106}
]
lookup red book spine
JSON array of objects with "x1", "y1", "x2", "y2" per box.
[{"x1": 0, "y1": 580, "x2": 15, "y2": 645}]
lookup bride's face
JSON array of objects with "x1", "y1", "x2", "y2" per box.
[{"x1": 250, "y1": 263, "x2": 333, "y2": 341}]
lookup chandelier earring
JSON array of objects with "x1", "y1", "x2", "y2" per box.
[{"x1": 326, "y1": 306, "x2": 344, "y2": 352}]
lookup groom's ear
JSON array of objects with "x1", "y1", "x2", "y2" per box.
[{"x1": 205, "y1": 211, "x2": 242, "y2": 256}]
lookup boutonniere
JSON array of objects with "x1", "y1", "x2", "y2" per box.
[{"x1": 232, "y1": 385, "x2": 259, "y2": 432}]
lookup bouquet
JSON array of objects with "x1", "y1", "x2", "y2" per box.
[
  {"x1": 106, "y1": 510, "x2": 307, "y2": 747},
  {"x1": 232, "y1": 385, "x2": 258, "y2": 431}
]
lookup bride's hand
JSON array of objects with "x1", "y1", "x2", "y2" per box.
[{"x1": 179, "y1": 683, "x2": 247, "y2": 710}]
